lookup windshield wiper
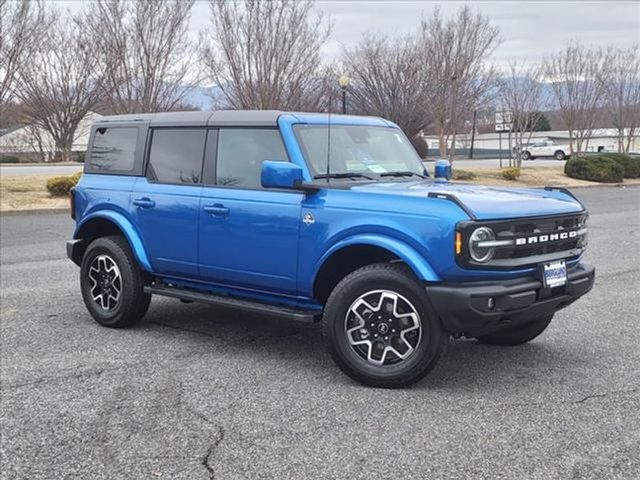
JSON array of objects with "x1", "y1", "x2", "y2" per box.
[
  {"x1": 313, "y1": 172, "x2": 374, "y2": 180},
  {"x1": 379, "y1": 171, "x2": 427, "y2": 179}
]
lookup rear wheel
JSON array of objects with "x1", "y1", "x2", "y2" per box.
[
  {"x1": 80, "y1": 236, "x2": 151, "y2": 328},
  {"x1": 476, "y1": 314, "x2": 553, "y2": 346},
  {"x1": 322, "y1": 263, "x2": 448, "y2": 388}
]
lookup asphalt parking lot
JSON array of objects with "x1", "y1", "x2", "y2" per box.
[{"x1": 1, "y1": 186, "x2": 639, "y2": 480}]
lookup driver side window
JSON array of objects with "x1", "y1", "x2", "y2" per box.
[{"x1": 215, "y1": 129, "x2": 289, "y2": 188}]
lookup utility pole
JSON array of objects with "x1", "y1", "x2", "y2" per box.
[{"x1": 469, "y1": 109, "x2": 477, "y2": 159}]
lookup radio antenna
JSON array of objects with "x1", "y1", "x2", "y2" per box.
[{"x1": 325, "y1": 94, "x2": 332, "y2": 183}]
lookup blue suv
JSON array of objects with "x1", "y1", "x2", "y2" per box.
[{"x1": 67, "y1": 110, "x2": 595, "y2": 387}]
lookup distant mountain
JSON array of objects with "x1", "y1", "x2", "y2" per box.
[{"x1": 181, "y1": 85, "x2": 224, "y2": 110}]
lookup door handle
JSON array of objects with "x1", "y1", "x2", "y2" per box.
[
  {"x1": 203, "y1": 204, "x2": 230, "y2": 216},
  {"x1": 133, "y1": 197, "x2": 156, "y2": 208}
]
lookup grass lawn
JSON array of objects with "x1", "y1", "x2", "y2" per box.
[
  {"x1": 0, "y1": 176, "x2": 68, "y2": 212},
  {"x1": 453, "y1": 165, "x2": 640, "y2": 188}
]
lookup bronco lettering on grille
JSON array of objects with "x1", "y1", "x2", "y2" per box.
[{"x1": 514, "y1": 230, "x2": 578, "y2": 246}]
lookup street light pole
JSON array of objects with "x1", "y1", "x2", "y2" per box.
[
  {"x1": 469, "y1": 109, "x2": 477, "y2": 159},
  {"x1": 338, "y1": 75, "x2": 350, "y2": 115}
]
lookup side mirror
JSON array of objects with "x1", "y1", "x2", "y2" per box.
[
  {"x1": 434, "y1": 159, "x2": 451, "y2": 182},
  {"x1": 261, "y1": 161, "x2": 304, "y2": 189}
]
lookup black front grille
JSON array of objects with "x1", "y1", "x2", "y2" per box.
[
  {"x1": 457, "y1": 212, "x2": 587, "y2": 269},
  {"x1": 492, "y1": 214, "x2": 585, "y2": 259}
]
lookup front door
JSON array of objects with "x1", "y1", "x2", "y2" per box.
[
  {"x1": 131, "y1": 128, "x2": 208, "y2": 277},
  {"x1": 198, "y1": 128, "x2": 302, "y2": 296}
]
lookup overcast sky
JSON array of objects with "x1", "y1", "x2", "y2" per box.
[{"x1": 63, "y1": 0, "x2": 639, "y2": 68}]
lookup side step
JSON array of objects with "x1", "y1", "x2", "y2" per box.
[{"x1": 144, "y1": 284, "x2": 320, "y2": 323}]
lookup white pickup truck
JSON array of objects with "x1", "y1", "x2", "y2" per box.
[{"x1": 521, "y1": 140, "x2": 570, "y2": 160}]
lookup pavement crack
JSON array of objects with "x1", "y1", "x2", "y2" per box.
[
  {"x1": 202, "y1": 426, "x2": 225, "y2": 480},
  {"x1": 570, "y1": 388, "x2": 638, "y2": 405},
  {"x1": 146, "y1": 321, "x2": 216, "y2": 339},
  {"x1": 2, "y1": 366, "x2": 107, "y2": 390},
  {"x1": 183, "y1": 403, "x2": 225, "y2": 479}
]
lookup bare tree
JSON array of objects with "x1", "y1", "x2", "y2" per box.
[
  {"x1": 543, "y1": 42, "x2": 612, "y2": 156},
  {"x1": 342, "y1": 33, "x2": 430, "y2": 138},
  {"x1": 200, "y1": 0, "x2": 331, "y2": 111},
  {"x1": 499, "y1": 62, "x2": 547, "y2": 167},
  {"x1": 605, "y1": 45, "x2": 640, "y2": 153},
  {"x1": 419, "y1": 6, "x2": 500, "y2": 161},
  {"x1": 16, "y1": 13, "x2": 103, "y2": 162},
  {"x1": 0, "y1": 0, "x2": 48, "y2": 108},
  {"x1": 83, "y1": 0, "x2": 198, "y2": 114}
]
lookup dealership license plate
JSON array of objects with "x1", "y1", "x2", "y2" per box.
[{"x1": 542, "y1": 260, "x2": 567, "y2": 288}]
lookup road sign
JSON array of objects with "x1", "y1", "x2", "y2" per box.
[{"x1": 495, "y1": 110, "x2": 513, "y2": 133}]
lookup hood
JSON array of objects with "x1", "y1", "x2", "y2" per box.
[{"x1": 350, "y1": 180, "x2": 584, "y2": 220}]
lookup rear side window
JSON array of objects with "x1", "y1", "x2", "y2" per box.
[
  {"x1": 216, "y1": 129, "x2": 288, "y2": 188},
  {"x1": 89, "y1": 127, "x2": 138, "y2": 172},
  {"x1": 147, "y1": 129, "x2": 207, "y2": 184}
]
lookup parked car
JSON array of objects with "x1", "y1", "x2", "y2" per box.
[
  {"x1": 521, "y1": 140, "x2": 570, "y2": 160},
  {"x1": 67, "y1": 111, "x2": 594, "y2": 388}
]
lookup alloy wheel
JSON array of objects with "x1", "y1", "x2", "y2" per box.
[
  {"x1": 88, "y1": 254, "x2": 122, "y2": 311},
  {"x1": 344, "y1": 290, "x2": 422, "y2": 366}
]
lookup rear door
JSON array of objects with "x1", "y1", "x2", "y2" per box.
[
  {"x1": 198, "y1": 128, "x2": 303, "y2": 296},
  {"x1": 541, "y1": 141, "x2": 555, "y2": 156},
  {"x1": 131, "y1": 128, "x2": 208, "y2": 277}
]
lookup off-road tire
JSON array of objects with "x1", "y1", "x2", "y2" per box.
[
  {"x1": 80, "y1": 236, "x2": 151, "y2": 328},
  {"x1": 476, "y1": 314, "x2": 554, "y2": 346},
  {"x1": 322, "y1": 263, "x2": 448, "y2": 388}
]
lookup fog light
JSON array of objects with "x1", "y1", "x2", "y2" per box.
[{"x1": 487, "y1": 297, "x2": 495, "y2": 310}]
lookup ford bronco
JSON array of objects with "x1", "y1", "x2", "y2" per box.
[{"x1": 67, "y1": 110, "x2": 595, "y2": 387}]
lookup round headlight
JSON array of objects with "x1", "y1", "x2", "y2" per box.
[{"x1": 469, "y1": 227, "x2": 496, "y2": 263}]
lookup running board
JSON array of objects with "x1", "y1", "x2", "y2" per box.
[{"x1": 144, "y1": 284, "x2": 319, "y2": 323}]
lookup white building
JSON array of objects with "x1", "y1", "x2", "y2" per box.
[
  {"x1": 423, "y1": 128, "x2": 640, "y2": 154},
  {"x1": 0, "y1": 111, "x2": 101, "y2": 162}
]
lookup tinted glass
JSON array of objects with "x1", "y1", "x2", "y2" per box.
[
  {"x1": 147, "y1": 129, "x2": 206, "y2": 184},
  {"x1": 216, "y1": 129, "x2": 288, "y2": 188},
  {"x1": 90, "y1": 127, "x2": 137, "y2": 172},
  {"x1": 294, "y1": 125, "x2": 423, "y2": 176}
]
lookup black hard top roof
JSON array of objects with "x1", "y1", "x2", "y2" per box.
[{"x1": 94, "y1": 110, "x2": 283, "y2": 127}]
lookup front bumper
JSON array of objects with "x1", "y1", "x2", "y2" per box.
[
  {"x1": 426, "y1": 263, "x2": 595, "y2": 337},
  {"x1": 66, "y1": 239, "x2": 85, "y2": 266}
]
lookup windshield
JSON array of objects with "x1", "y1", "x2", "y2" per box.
[{"x1": 293, "y1": 125, "x2": 425, "y2": 178}]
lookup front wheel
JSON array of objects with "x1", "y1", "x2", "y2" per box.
[
  {"x1": 80, "y1": 236, "x2": 151, "y2": 328},
  {"x1": 475, "y1": 314, "x2": 553, "y2": 346},
  {"x1": 521, "y1": 151, "x2": 531, "y2": 160},
  {"x1": 322, "y1": 263, "x2": 448, "y2": 388},
  {"x1": 554, "y1": 150, "x2": 566, "y2": 160}
]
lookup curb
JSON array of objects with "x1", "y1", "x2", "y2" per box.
[
  {"x1": 1, "y1": 207, "x2": 69, "y2": 216},
  {"x1": 0, "y1": 163, "x2": 83, "y2": 167},
  {"x1": 563, "y1": 183, "x2": 640, "y2": 189}
]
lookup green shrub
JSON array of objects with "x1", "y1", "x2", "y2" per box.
[
  {"x1": 564, "y1": 157, "x2": 624, "y2": 183},
  {"x1": 599, "y1": 153, "x2": 640, "y2": 178},
  {"x1": 0, "y1": 155, "x2": 20, "y2": 164},
  {"x1": 501, "y1": 167, "x2": 521, "y2": 181},
  {"x1": 46, "y1": 171, "x2": 82, "y2": 196},
  {"x1": 452, "y1": 169, "x2": 476, "y2": 180}
]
